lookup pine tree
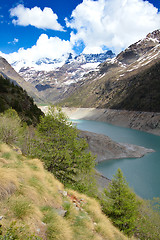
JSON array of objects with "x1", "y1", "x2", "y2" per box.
[{"x1": 102, "y1": 168, "x2": 139, "y2": 236}]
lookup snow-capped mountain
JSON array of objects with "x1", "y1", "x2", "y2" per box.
[
  {"x1": 14, "y1": 50, "x2": 115, "y2": 102},
  {"x1": 12, "y1": 56, "x2": 68, "y2": 72},
  {"x1": 66, "y1": 51, "x2": 115, "y2": 64},
  {"x1": 61, "y1": 29, "x2": 160, "y2": 111}
]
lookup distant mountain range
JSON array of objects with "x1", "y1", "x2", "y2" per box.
[
  {"x1": 14, "y1": 50, "x2": 115, "y2": 103},
  {"x1": 1, "y1": 29, "x2": 160, "y2": 112}
]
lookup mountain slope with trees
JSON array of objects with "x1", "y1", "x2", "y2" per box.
[
  {"x1": 0, "y1": 143, "x2": 130, "y2": 240},
  {"x1": 0, "y1": 56, "x2": 42, "y2": 103},
  {"x1": 0, "y1": 75, "x2": 43, "y2": 125},
  {"x1": 0, "y1": 108, "x2": 130, "y2": 240}
]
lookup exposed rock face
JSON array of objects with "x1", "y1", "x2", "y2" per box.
[
  {"x1": 58, "y1": 107, "x2": 160, "y2": 136},
  {"x1": 79, "y1": 130, "x2": 154, "y2": 163},
  {"x1": 116, "y1": 29, "x2": 160, "y2": 64}
]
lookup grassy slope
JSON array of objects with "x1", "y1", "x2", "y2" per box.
[{"x1": 0, "y1": 143, "x2": 133, "y2": 240}]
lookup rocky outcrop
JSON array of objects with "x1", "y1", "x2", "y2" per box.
[{"x1": 79, "y1": 130, "x2": 154, "y2": 163}]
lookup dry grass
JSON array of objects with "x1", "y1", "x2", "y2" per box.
[
  {"x1": 0, "y1": 168, "x2": 19, "y2": 200},
  {"x1": 0, "y1": 143, "x2": 134, "y2": 239}
]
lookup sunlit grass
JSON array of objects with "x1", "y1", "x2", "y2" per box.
[{"x1": 0, "y1": 143, "x2": 131, "y2": 239}]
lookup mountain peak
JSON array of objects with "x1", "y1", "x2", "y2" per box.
[
  {"x1": 146, "y1": 29, "x2": 160, "y2": 40},
  {"x1": 116, "y1": 29, "x2": 160, "y2": 65}
]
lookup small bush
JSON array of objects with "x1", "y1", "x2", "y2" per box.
[
  {"x1": 1, "y1": 152, "x2": 11, "y2": 160},
  {"x1": 10, "y1": 197, "x2": 32, "y2": 219},
  {"x1": 135, "y1": 198, "x2": 160, "y2": 239},
  {"x1": 42, "y1": 207, "x2": 72, "y2": 240},
  {"x1": 0, "y1": 221, "x2": 42, "y2": 240},
  {"x1": 0, "y1": 109, "x2": 22, "y2": 145}
]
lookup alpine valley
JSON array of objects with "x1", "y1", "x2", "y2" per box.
[
  {"x1": 1, "y1": 29, "x2": 160, "y2": 113},
  {"x1": 13, "y1": 50, "x2": 115, "y2": 103}
]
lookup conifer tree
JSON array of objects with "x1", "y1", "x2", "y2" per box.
[{"x1": 102, "y1": 168, "x2": 139, "y2": 236}]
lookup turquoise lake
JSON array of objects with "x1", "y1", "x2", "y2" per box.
[{"x1": 72, "y1": 119, "x2": 160, "y2": 200}]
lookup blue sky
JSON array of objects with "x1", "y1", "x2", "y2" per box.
[
  {"x1": 0, "y1": 0, "x2": 160, "y2": 68},
  {"x1": 0, "y1": 0, "x2": 83, "y2": 53}
]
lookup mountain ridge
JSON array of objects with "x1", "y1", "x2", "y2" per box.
[
  {"x1": 59, "y1": 29, "x2": 160, "y2": 112},
  {"x1": 16, "y1": 50, "x2": 115, "y2": 103}
]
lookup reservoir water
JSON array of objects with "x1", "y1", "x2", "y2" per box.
[{"x1": 72, "y1": 119, "x2": 160, "y2": 200}]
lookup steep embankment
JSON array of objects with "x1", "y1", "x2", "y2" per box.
[
  {"x1": 59, "y1": 107, "x2": 160, "y2": 136},
  {"x1": 0, "y1": 143, "x2": 130, "y2": 240}
]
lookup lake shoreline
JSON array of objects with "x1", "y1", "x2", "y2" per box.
[
  {"x1": 39, "y1": 106, "x2": 159, "y2": 196},
  {"x1": 60, "y1": 107, "x2": 160, "y2": 136},
  {"x1": 40, "y1": 105, "x2": 155, "y2": 162}
]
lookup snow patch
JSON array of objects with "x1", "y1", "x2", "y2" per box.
[
  {"x1": 81, "y1": 62, "x2": 100, "y2": 69},
  {"x1": 64, "y1": 80, "x2": 76, "y2": 85}
]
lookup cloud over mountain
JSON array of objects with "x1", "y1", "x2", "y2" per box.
[
  {"x1": 2, "y1": 0, "x2": 160, "y2": 68},
  {"x1": 67, "y1": 0, "x2": 160, "y2": 54},
  {"x1": 0, "y1": 34, "x2": 73, "y2": 70}
]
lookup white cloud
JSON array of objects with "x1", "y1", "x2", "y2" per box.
[
  {"x1": 66, "y1": 0, "x2": 160, "y2": 54},
  {"x1": 8, "y1": 38, "x2": 19, "y2": 44},
  {"x1": 1, "y1": 34, "x2": 73, "y2": 71},
  {"x1": 10, "y1": 4, "x2": 64, "y2": 31}
]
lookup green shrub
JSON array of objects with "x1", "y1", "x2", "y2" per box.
[
  {"x1": 0, "y1": 109, "x2": 22, "y2": 145},
  {"x1": 135, "y1": 198, "x2": 160, "y2": 239},
  {"x1": 10, "y1": 198, "x2": 32, "y2": 219},
  {"x1": 0, "y1": 221, "x2": 42, "y2": 240}
]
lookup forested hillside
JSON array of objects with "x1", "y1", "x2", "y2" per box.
[{"x1": 0, "y1": 75, "x2": 43, "y2": 125}]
